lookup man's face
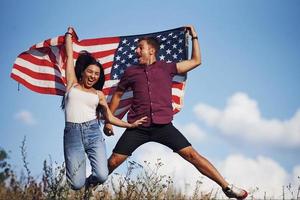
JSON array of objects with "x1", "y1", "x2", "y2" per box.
[{"x1": 135, "y1": 40, "x2": 154, "y2": 65}]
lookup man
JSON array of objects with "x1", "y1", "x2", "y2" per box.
[{"x1": 104, "y1": 25, "x2": 248, "y2": 199}]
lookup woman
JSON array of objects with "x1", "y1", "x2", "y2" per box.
[{"x1": 63, "y1": 27, "x2": 147, "y2": 190}]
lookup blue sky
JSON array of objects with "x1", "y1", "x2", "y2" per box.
[{"x1": 1, "y1": 0, "x2": 300, "y2": 198}]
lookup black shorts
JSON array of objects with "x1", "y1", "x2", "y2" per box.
[{"x1": 113, "y1": 123, "x2": 191, "y2": 156}]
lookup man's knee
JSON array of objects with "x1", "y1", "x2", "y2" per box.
[
  {"x1": 108, "y1": 153, "x2": 128, "y2": 170},
  {"x1": 178, "y1": 146, "x2": 200, "y2": 163}
]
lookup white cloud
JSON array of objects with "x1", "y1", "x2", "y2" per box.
[
  {"x1": 14, "y1": 110, "x2": 36, "y2": 125},
  {"x1": 175, "y1": 122, "x2": 206, "y2": 142},
  {"x1": 221, "y1": 154, "x2": 289, "y2": 199},
  {"x1": 194, "y1": 92, "x2": 300, "y2": 147}
]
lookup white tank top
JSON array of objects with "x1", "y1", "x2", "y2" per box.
[{"x1": 64, "y1": 86, "x2": 99, "y2": 123}]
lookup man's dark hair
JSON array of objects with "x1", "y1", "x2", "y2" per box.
[{"x1": 138, "y1": 37, "x2": 160, "y2": 55}]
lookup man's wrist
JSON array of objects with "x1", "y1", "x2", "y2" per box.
[{"x1": 191, "y1": 36, "x2": 198, "y2": 40}]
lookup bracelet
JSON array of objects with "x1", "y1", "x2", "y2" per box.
[
  {"x1": 192, "y1": 36, "x2": 198, "y2": 40},
  {"x1": 65, "y1": 32, "x2": 72, "y2": 37}
]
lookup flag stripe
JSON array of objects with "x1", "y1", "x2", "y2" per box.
[
  {"x1": 11, "y1": 73, "x2": 65, "y2": 95},
  {"x1": 74, "y1": 37, "x2": 120, "y2": 46},
  {"x1": 13, "y1": 64, "x2": 65, "y2": 85},
  {"x1": 15, "y1": 57, "x2": 61, "y2": 76},
  {"x1": 18, "y1": 52, "x2": 54, "y2": 67},
  {"x1": 11, "y1": 68, "x2": 65, "y2": 91}
]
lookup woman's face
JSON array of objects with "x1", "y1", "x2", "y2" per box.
[{"x1": 81, "y1": 64, "x2": 101, "y2": 88}]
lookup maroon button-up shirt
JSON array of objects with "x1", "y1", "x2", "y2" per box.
[{"x1": 117, "y1": 61, "x2": 178, "y2": 127}]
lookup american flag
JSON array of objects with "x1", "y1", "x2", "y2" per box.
[{"x1": 11, "y1": 27, "x2": 188, "y2": 119}]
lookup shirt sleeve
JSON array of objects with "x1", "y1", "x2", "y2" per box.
[
  {"x1": 164, "y1": 62, "x2": 178, "y2": 77},
  {"x1": 116, "y1": 69, "x2": 130, "y2": 92}
]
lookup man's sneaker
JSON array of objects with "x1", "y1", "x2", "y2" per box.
[{"x1": 222, "y1": 184, "x2": 248, "y2": 200}]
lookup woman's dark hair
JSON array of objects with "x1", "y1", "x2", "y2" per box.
[
  {"x1": 61, "y1": 51, "x2": 105, "y2": 111},
  {"x1": 75, "y1": 51, "x2": 105, "y2": 91}
]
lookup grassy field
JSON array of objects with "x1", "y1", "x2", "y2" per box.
[{"x1": 1, "y1": 138, "x2": 299, "y2": 200}]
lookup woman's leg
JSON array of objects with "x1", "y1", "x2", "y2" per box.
[
  {"x1": 64, "y1": 123, "x2": 86, "y2": 190},
  {"x1": 85, "y1": 121, "x2": 108, "y2": 185}
]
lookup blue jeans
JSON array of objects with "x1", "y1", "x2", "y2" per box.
[{"x1": 63, "y1": 119, "x2": 108, "y2": 190}]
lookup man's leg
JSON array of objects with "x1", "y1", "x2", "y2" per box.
[
  {"x1": 108, "y1": 153, "x2": 128, "y2": 174},
  {"x1": 108, "y1": 127, "x2": 149, "y2": 174},
  {"x1": 149, "y1": 123, "x2": 247, "y2": 199},
  {"x1": 177, "y1": 146, "x2": 248, "y2": 199},
  {"x1": 152, "y1": 123, "x2": 227, "y2": 186},
  {"x1": 177, "y1": 146, "x2": 228, "y2": 188}
]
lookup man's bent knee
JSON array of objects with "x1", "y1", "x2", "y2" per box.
[
  {"x1": 178, "y1": 146, "x2": 200, "y2": 163},
  {"x1": 108, "y1": 153, "x2": 128, "y2": 173}
]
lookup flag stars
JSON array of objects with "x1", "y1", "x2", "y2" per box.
[
  {"x1": 112, "y1": 29, "x2": 186, "y2": 81},
  {"x1": 128, "y1": 53, "x2": 133, "y2": 59},
  {"x1": 159, "y1": 55, "x2": 165, "y2": 60},
  {"x1": 114, "y1": 64, "x2": 119, "y2": 69},
  {"x1": 113, "y1": 74, "x2": 118, "y2": 79}
]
